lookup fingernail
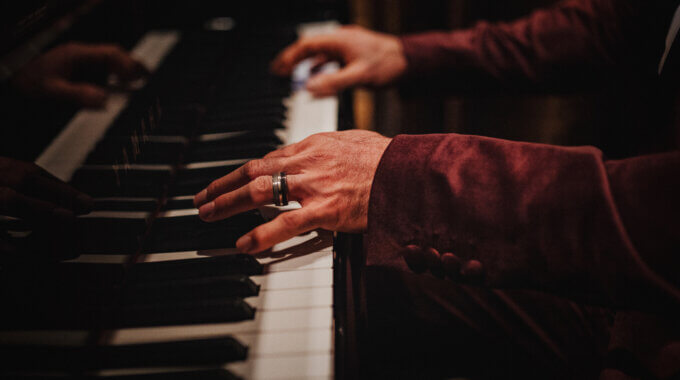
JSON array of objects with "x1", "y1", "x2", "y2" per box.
[
  {"x1": 236, "y1": 235, "x2": 254, "y2": 253},
  {"x1": 75, "y1": 194, "x2": 94, "y2": 214},
  {"x1": 198, "y1": 201, "x2": 215, "y2": 219},
  {"x1": 194, "y1": 189, "x2": 207, "y2": 206}
]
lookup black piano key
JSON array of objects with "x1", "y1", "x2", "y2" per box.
[
  {"x1": 0, "y1": 370, "x2": 242, "y2": 380},
  {"x1": 171, "y1": 165, "x2": 241, "y2": 196},
  {"x1": 3, "y1": 254, "x2": 262, "y2": 287},
  {"x1": 207, "y1": 98, "x2": 285, "y2": 115},
  {"x1": 185, "y1": 129, "x2": 281, "y2": 163},
  {"x1": 0, "y1": 337, "x2": 247, "y2": 371},
  {"x1": 82, "y1": 369, "x2": 242, "y2": 380},
  {"x1": 200, "y1": 119, "x2": 284, "y2": 134},
  {"x1": 125, "y1": 275, "x2": 259, "y2": 304},
  {"x1": 0, "y1": 296, "x2": 255, "y2": 329},
  {"x1": 144, "y1": 212, "x2": 264, "y2": 253},
  {"x1": 86, "y1": 139, "x2": 186, "y2": 165},
  {"x1": 206, "y1": 106, "x2": 285, "y2": 123},
  {"x1": 129, "y1": 254, "x2": 264, "y2": 278},
  {"x1": 71, "y1": 168, "x2": 170, "y2": 198},
  {"x1": 185, "y1": 143, "x2": 276, "y2": 163},
  {"x1": 113, "y1": 297, "x2": 256, "y2": 328},
  {"x1": 93, "y1": 198, "x2": 160, "y2": 211},
  {"x1": 76, "y1": 217, "x2": 147, "y2": 254},
  {"x1": 162, "y1": 197, "x2": 196, "y2": 210},
  {"x1": 1, "y1": 263, "x2": 259, "y2": 318}
]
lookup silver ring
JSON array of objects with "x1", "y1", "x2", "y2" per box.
[{"x1": 272, "y1": 172, "x2": 289, "y2": 206}]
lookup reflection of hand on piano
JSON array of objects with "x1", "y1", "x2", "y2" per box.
[
  {"x1": 0, "y1": 157, "x2": 92, "y2": 258},
  {"x1": 194, "y1": 130, "x2": 391, "y2": 253},
  {"x1": 270, "y1": 25, "x2": 407, "y2": 97},
  {"x1": 11, "y1": 43, "x2": 149, "y2": 108}
]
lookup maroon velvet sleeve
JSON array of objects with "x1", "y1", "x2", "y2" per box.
[
  {"x1": 366, "y1": 134, "x2": 680, "y2": 311},
  {"x1": 399, "y1": 0, "x2": 672, "y2": 88}
]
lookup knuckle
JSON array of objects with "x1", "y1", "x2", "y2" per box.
[
  {"x1": 280, "y1": 211, "x2": 301, "y2": 227},
  {"x1": 242, "y1": 160, "x2": 262, "y2": 180},
  {"x1": 206, "y1": 181, "x2": 221, "y2": 199},
  {"x1": 248, "y1": 230, "x2": 263, "y2": 247},
  {"x1": 250, "y1": 176, "x2": 270, "y2": 201},
  {"x1": 306, "y1": 133, "x2": 325, "y2": 145}
]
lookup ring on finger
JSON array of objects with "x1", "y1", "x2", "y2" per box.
[{"x1": 272, "y1": 172, "x2": 289, "y2": 206}]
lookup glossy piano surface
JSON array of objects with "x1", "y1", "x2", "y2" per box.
[{"x1": 0, "y1": 3, "x2": 353, "y2": 378}]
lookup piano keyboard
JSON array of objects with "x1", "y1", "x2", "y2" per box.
[{"x1": 0, "y1": 21, "x2": 340, "y2": 379}]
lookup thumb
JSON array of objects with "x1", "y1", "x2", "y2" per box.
[
  {"x1": 42, "y1": 78, "x2": 108, "y2": 108},
  {"x1": 305, "y1": 62, "x2": 367, "y2": 96}
]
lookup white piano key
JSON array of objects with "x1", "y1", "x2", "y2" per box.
[
  {"x1": 227, "y1": 352, "x2": 333, "y2": 380},
  {"x1": 246, "y1": 287, "x2": 333, "y2": 310},
  {"x1": 80, "y1": 164, "x2": 173, "y2": 171},
  {"x1": 237, "y1": 329, "x2": 333, "y2": 356},
  {"x1": 251, "y1": 268, "x2": 333, "y2": 290},
  {"x1": 158, "y1": 209, "x2": 199, "y2": 217},
  {"x1": 197, "y1": 131, "x2": 249, "y2": 141},
  {"x1": 109, "y1": 307, "x2": 333, "y2": 344},
  {"x1": 182, "y1": 158, "x2": 250, "y2": 169},
  {"x1": 80, "y1": 211, "x2": 150, "y2": 219},
  {"x1": 258, "y1": 249, "x2": 333, "y2": 272}
]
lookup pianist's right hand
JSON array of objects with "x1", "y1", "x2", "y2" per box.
[
  {"x1": 0, "y1": 157, "x2": 93, "y2": 256},
  {"x1": 270, "y1": 25, "x2": 407, "y2": 97},
  {"x1": 11, "y1": 42, "x2": 148, "y2": 108}
]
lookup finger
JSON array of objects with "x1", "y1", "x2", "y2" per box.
[
  {"x1": 194, "y1": 157, "x2": 289, "y2": 207},
  {"x1": 76, "y1": 44, "x2": 149, "y2": 81},
  {"x1": 42, "y1": 78, "x2": 108, "y2": 107},
  {"x1": 199, "y1": 174, "x2": 304, "y2": 222},
  {"x1": 235, "y1": 207, "x2": 323, "y2": 253},
  {"x1": 310, "y1": 53, "x2": 332, "y2": 73},
  {"x1": 305, "y1": 62, "x2": 367, "y2": 96},
  {"x1": 25, "y1": 174, "x2": 93, "y2": 214},
  {"x1": 262, "y1": 143, "x2": 301, "y2": 160},
  {"x1": 0, "y1": 187, "x2": 75, "y2": 223},
  {"x1": 271, "y1": 35, "x2": 343, "y2": 76}
]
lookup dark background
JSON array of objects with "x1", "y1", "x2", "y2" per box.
[
  {"x1": 2, "y1": 0, "x2": 677, "y2": 160},
  {"x1": 352, "y1": 0, "x2": 678, "y2": 160}
]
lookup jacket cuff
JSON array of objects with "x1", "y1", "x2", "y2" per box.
[
  {"x1": 366, "y1": 134, "x2": 453, "y2": 271},
  {"x1": 399, "y1": 30, "x2": 474, "y2": 77}
]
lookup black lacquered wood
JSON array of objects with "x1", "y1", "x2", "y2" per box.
[{"x1": 0, "y1": 337, "x2": 247, "y2": 371}]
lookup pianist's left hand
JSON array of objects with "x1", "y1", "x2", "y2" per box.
[
  {"x1": 194, "y1": 130, "x2": 391, "y2": 253},
  {"x1": 11, "y1": 42, "x2": 149, "y2": 108}
]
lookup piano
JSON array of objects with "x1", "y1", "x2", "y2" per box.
[{"x1": 0, "y1": 2, "x2": 360, "y2": 379}]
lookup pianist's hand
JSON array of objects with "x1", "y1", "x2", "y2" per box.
[
  {"x1": 0, "y1": 157, "x2": 93, "y2": 256},
  {"x1": 12, "y1": 42, "x2": 149, "y2": 108},
  {"x1": 194, "y1": 130, "x2": 392, "y2": 253},
  {"x1": 270, "y1": 25, "x2": 407, "y2": 97}
]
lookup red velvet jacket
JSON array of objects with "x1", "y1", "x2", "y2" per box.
[{"x1": 365, "y1": 0, "x2": 680, "y2": 378}]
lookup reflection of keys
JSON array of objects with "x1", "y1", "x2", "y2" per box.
[{"x1": 4, "y1": 21, "x2": 342, "y2": 380}]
